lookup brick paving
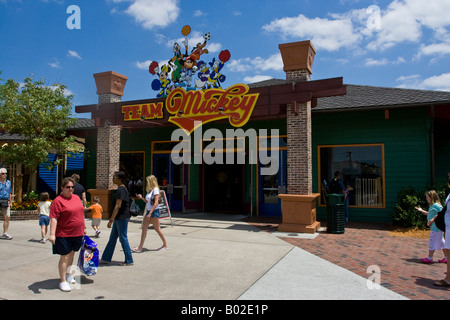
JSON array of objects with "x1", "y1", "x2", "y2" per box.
[{"x1": 245, "y1": 218, "x2": 450, "y2": 300}]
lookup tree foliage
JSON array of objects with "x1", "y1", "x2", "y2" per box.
[{"x1": 0, "y1": 75, "x2": 82, "y2": 170}]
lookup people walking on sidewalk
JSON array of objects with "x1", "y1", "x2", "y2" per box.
[
  {"x1": 0, "y1": 168, "x2": 13, "y2": 240},
  {"x1": 87, "y1": 196, "x2": 103, "y2": 238},
  {"x1": 132, "y1": 175, "x2": 168, "y2": 253},
  {"x1": 37, "y1": 192, "x2": 51, "y2": 243},
  {"x1": 49, "y1": 177, "x2": 87, "y2": 292},
  {"x1": 100, "y1": 171, "x2": 134, "y2": 266}
]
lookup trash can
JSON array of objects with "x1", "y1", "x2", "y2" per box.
[{"x1": 326, "y1": 194, "x2": 345, "y2": 234}]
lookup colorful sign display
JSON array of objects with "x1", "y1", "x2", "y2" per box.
[
  {"x1": 148, "y1": 24, "x2": 231, "y2": 97},
  {"x1": 122, "y1": 24, "x2": 259, "y2": 134},
  {"x1": 167, "y1": 84, "x2": 259, "y2": 134}
]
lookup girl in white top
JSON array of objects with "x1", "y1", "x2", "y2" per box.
[
  {"x1": 132, "y1": 175, "x2": 168, "y2": 253},
  {"x1": 37, "y1": 192, "x2": 51, "y2": 243},
  {"x1": 429, "y1": 176, "x2": 450, "y2": 286}
]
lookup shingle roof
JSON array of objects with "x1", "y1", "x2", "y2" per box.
[
  {"x1": 314, "y1": 84, "x2": 450, "y2": 112},
  {"x1": 70, "y1": 118, "x2": 95, "y2": 130},
  {"x1": 248, "y1": 79, "x2": 450, "y2": 111}
]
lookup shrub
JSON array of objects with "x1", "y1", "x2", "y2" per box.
[
  {"x1": 12, "y1": 191, "x2": 43, "y2": 210},
  {"x1": 393, "y1": 184, "x2": 449, "y2": 228}
]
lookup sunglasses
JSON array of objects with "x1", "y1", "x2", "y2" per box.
[{"x1": 64, "y1": 186, "x2": 75, "y2": 189}]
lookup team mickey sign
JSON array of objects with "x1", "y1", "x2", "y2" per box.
[
  {"x1": 122, "y1": 84, "x2": 259, "y2": 134},
  {"x1": 122, "y1": 24, "x2": 259, "y2": 134}
]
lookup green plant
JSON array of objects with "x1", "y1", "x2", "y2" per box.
[{"x1": 393, "y1": 184, "x2": 449, "y2": 228}]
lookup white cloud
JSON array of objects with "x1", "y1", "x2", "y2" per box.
[
  {"x1": 67, "y1": 50, "x2": 82, "y2": 59},
  {"x1": 418, "y1": 43, "x2": 450, "y2": 57},
  {"x1": 228, "y1": 54, "x2": 283, "y2": 73},
  {"x1": 396, "y1": 73, "x2": 450, "y2": 92},
  {"x1": 364, "y1": 56, "x2": 406, "y2": 66},
  {"x1": 135, "y1": 60, "x2": 151, "y2": 70},
  {"x1": 122, "y1": 0, "x2": 180, "y2": 30},
  {"x1": 262, "y1": 0, "x2": 450, "y2": 57},
  {"x1": 421, "y1": 73, "x2": 450, "y2": 92},
  {"x1": 48, "y1": 58, "x2": 60, "y2": 69},
  {"x1": 263, "y1": 14, "x2": 361, "y2": 52}
]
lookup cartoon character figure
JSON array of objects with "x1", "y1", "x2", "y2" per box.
[
  {"x1": 181, "y1": 54, "x2": 199, "y2": 90},
  {"x1": 190, "y1": 33, "x2": 210, "y2": 61},
  {"x1": 169, "y1": 42, "x2": 187, "y2": 85},
  {"x1": 146, "y1": 25, "x2": 231, "y2": 97},
  {"x1": 149, "y1": 62, "x2": 172, "y2": 98},
  {"x1": 82, "y1": 246, "x2": 98, "y2": 276},
  {"x1": 207, "y1": 50, "x2": 231, "y2": 89},
  {"x1": 195, "y1": 60, "x2": 210, "y2": 90}
]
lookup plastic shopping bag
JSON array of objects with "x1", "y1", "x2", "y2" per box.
[{"x1": 77, "y1": 235, "x2": 99, "y2": 276}]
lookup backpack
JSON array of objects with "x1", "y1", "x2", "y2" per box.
[
  {"x1": 129, "y1": 197, "x2": 140, "y2": 217},
  {"x1": 329, "y1": 178, "x2": 342, "y2": 194}
]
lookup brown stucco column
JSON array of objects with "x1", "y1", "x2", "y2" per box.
[
  {"x1": 87, "y1": 71, "x2": 127, "y2": 218},
  {"x1": 278, "y1": 41, "x2": 320, "y2": 233}
]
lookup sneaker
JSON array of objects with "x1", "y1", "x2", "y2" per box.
[
  {"x1": 59, "y1": 281, "x2": 71, "y2": 292},
  {"x1": 66, "y1": 275, "x2": 76, "y2": 284},
  {"x1": 40, "y1": 238, "x2": 46, "y2": 244},
  {"x1": 420, "y1": 257, "x2": 433, "y2": 264},
  {"x1": 439, "y1": 258, "x2": 447, "y2": 263},
  {"x1": 95, "y1": 230, "x2": 101, "y2": 238},
  {"x1": 1, "y1": 233, "x2": 12, "y2": 240}
]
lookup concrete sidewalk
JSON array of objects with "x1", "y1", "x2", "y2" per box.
[{"x1": 0, "y1": 213, "x2": 407, "y2": 300}]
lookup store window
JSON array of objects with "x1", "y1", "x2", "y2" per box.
[
  {"x1": 319, "y1": 144, "x2": 385, "y2": 207},
  {"x1": 119, "y1": 152, "x2": 145, "y2": 197}
]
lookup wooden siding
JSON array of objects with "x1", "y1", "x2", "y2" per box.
[{"x1": 312, "y1": 107, "x2": 432, "y2": 222}]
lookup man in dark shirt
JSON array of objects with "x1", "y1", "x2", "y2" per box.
[{"x1": 71, "y1": 174, "x2": 86, "y2": 207}]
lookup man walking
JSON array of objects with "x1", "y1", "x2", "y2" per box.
[{"x1": 0, "y1": 168, "x2": 13, "y2": 240}]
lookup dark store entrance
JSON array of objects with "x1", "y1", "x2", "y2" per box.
[{"x1": 204, "y1": 163, "x2": 244, "y2": 213}]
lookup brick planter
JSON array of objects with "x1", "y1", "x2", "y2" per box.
[{"x1": 0, "y1": 210, "x2": 39, "y2": 221}]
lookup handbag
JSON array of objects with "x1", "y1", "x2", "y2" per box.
[
  {"x1": 129, "y1": 197, "x2": 140, "y2": 217},
  {"x1": 77, "y1": 235, "x2": 99, "y2": 276},
  {"x1": 434, "y1": 204, "x2": 447, "y2": 232},
  {"x1": 0, "y1": 199, "x2": 8, "y2": 208},
  {"x1": 150, "y1": 192, "x2": 163, "y2": 206}
]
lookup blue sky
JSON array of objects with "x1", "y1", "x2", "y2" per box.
[{"x1": 1, "y1": 0, "x2": 450, "y2": 118}]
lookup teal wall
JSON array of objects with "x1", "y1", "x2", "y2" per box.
[{"x1": 312, "y1": 107, "x2": 432, "y2": 222}]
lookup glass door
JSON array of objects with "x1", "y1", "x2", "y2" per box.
[
  {"x1": 153, "y1": 153, "x2": 184, "y2": 212},
  {"x1": 258, "y1": 150, "x2": 286, "y2": 216}
]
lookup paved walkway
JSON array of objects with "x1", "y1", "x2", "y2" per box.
[
  {"x1": 0, "y1": 213, "x2": 411, "y2": 301},
  {"x1": 247, "y1": 218, "x2": 450, "y2": 300}
]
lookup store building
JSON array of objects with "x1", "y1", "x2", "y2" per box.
[{"x1": 75, "y1": 40, "x2": 450, "y2": 223}]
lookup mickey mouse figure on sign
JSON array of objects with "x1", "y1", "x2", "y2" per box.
[{"x1": 148, "y1": 25, "x2": 231, "y2": 97}]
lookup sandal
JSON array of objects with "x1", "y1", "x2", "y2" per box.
[
  {"x1": 131, "y1": 248, "x2": 142, "y2": 253},
  {"x1": 434, "y1": 279, "x2": 450, "y2": 287}
]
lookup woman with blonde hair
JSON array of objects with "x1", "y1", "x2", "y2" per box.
[{"x1": 132, "y1": 175, "x2": 168, "y2": 253}]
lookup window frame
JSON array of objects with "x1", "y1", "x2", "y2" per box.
[{"x1": 317, "y1": 143, "x2": 386, "y2": 209}]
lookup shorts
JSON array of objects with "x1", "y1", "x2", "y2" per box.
[
  {"x1": 0, "y1": 206, "x2": 10, "y2": 218},
  {"x1": 39, "y1": 215, "x2": 50, "y2": 226},
  {"x1": 145, "y1": 208, "x2": 160, "y2": 218},
  {"x1": 52, "y1": 236, "x2": 83, "y2": 256},
  {"x1": 429, "y1": 230, "x2": 445, "y2": 251},
  {"x1": 91, "y1": 218, "x2": 101, "y2": 227}
]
